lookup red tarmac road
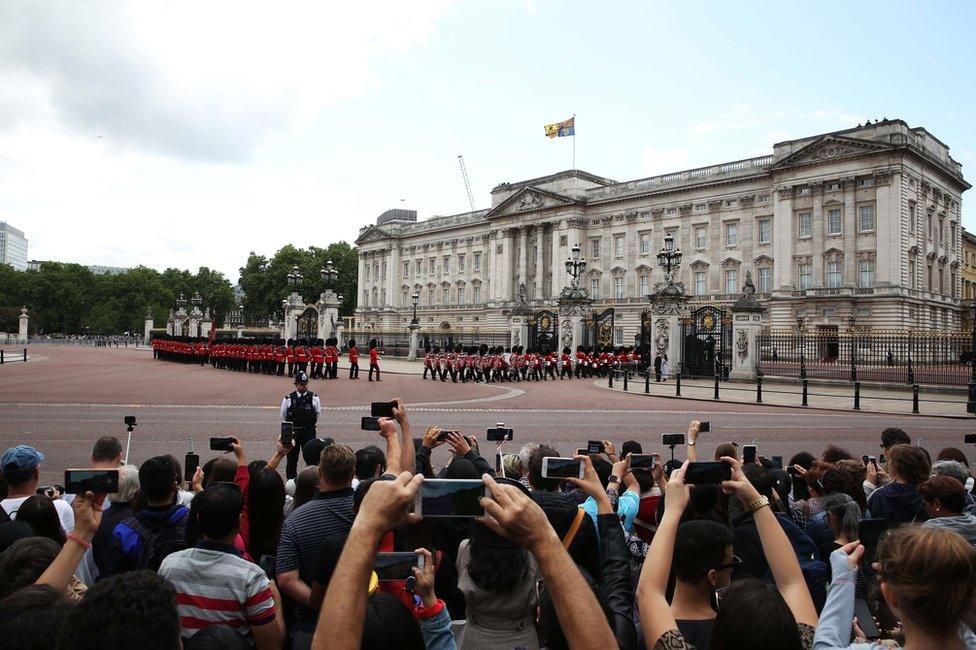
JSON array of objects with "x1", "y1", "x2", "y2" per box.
[{"x1": 1, "y1": 346, "x2": 972, "y2": 480}]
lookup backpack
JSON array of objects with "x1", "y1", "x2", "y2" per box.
[{"x1": 124, "y1": 509, "x2": 189, "y2": 571}]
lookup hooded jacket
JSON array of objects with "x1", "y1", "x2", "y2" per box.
[
  {"x1": 867, "y1": 482, "x2": 927, "y2": 527},
  {"x1": 923, "y1": 513, "x2": 976, "y2": 546}
]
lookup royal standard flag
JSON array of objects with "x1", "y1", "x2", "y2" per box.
[{"x1": 544, "y1": 116, "x2": 575, "y2": 138}]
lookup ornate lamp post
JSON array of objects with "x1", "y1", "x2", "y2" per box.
[
  {"x1": 320, "y1": 259, "x2": 338, "y2": 289},
  {"x1": 797, "y1": 315, "x2": 807, "y2": 380},
  {"x1": 564, "y1": 243, "x2": 587, "y2": 294},
  {"x1": 656, "y1": 233, "x2": 683, "y2": 287},
  {"x1": 411, "y1": 292, "x2": 420, "y2": 325},
  {"x1": 286, "y1": 265, "x2": 303, "y2": 290},
  {"x1": 968, "y1": 302, "x2": 976, "y2": 413}
]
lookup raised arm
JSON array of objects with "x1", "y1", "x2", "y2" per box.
[
  {"x1": 686, "y1": 420, "x2": 700, "y2": 462},
  {"x1": 266, "y1": 439, "x2": 292, "y2": 472},
  {"x1": 392, "y1": 398, "x2": 416, "y2": 475},
  {"x1": 479, "y1": 475, "x2": 616, "y2": 650},
  {"x1": 312, "y1": 472, "x2": 422, "y2": 650},
  {"x1": 37, "y1": 491, "x2": 102, "y2": 592},
  {"x1": 378, "y1": 417, "x2": 402, "y2": 475},
  {"x1": 720, "y1": 456, "x2": 818, "y2": 628},
  {"x1": 636, "y1": 460, "x2": 690, "y2": 646}
]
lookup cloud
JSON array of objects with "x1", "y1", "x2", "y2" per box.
[
  {"x1": 0, "y1": 1, "x2": 452, "y2": 162},
  {"x1": 641, "y1": 146, "x2": 689, "y2": 176},
  {"x1": 690, "y1": 105, "x2": 863, "y2": 137}
]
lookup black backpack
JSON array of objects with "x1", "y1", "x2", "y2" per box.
[{"x1": 124, "y1": 510, "x2": 189, "y2": 571}]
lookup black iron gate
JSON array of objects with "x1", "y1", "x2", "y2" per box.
[
  {"x1": 296, "y1": 307, "x2": 318, "y2": 344},
  {"x1": 583, "y1": 308, "x2": 615, "y2": 349},
  {"x1": 637, "y1": 309, "x2": 653, "y2": 371},
  {"x1": 681, "y1": 306, "x2": 731, "y2": 378},
  {"x1": 528, "y1": 310, "x2": 559, "y2": 353}
]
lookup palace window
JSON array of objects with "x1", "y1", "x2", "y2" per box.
[
  {"x1": 798, "y1": 212, "x2": 812, "y2": 238},
  {"x1": 429, "y1": 258, "x2": 436, "y2": 274},
  {"x1": 473, "y1": 251, "x2": 482, "y2": 271},
  {"x1": 416, "y1": 260, "x2": 422, "y2": 275},
  {"x1": 758, "y1": 219, "x2": 772, "y2": 244},
  {"x1": 858, "y1": 205, "x2": 876, "y2": 232},
  {"x1": 614, "y1": 276, "x2": 624, "y2": 299},
  {"x1": 612, "y1": 235, "x2": 623, "y2": 258},
  {"x1": 798, "y1": 263, "x2": 812, "y2": 290},
  {"x1": 365, "y1": 265, "x2": 370, "y2": 281},
  {"x1": 909, "y1": 203, "x2": 916, "y2": 232},
  {"x1": 857, "y1": 177, "x2": 874, "y2": 187},
  {"x1": 639, "y1": 274, "x2": 649, "y2": 296},
  {"x1": 442, "y1": 287, "x2": 450, "y2": 304},
  {"x1": 694, "y1": 226, "x2": 706, "y2": 249},
  {"x1": 927, "y1": 263, "x2": 933, "y2": 290},
  {"x1": 428, "y1": 289, "x2": 435, "y2": 305},
  {"x1": 694, "y1": 271, "x2": 706, "y2": 296},
  {"x1": 473, "y1": 286, "x2": 481, "y2": 303},
  {"x1": 724, "y1": 269, "x2": 738, "y2": 294},
  {"x1": 614, "y1": 327, "x2": 624, "y2": 346},
  {"x1": 639, "y1": 232, "x2": 651, "y2": 254},
  {"x1": 401, "y1": 289, "x2": 407, "y2": 306},
  {"x1": 826, "y1": 260, "x2": 842, "y2": 288},
  {"x1": 458, "y1": 254, "x2": 465, "y2": 272},
  {"x1": 363, "y1": 290, "x2": 369, "y2": 307},
  {"x1": 457, "y1": 287, "x2": 465, "y2": 304},
  {"x1": 443, "y1": 256, "x2": 450, "y2": 274},
  {"x1": 591, "y1": 238, "x2": 601, "y2": 259},
  {"x1": 858, "y1": 259, "x2": 875, "y2": 288},
  {"x1": 909, "y1": 259, "x2": 916, "y2": 289},
  {"x1": 590, "y1": 278, "x2": 600, "y2": 299},
  {"x1": 758, "y1": 267, "x2": 771, "y2": 293},
  {"x1": 827, "y1": 209, "x2": 842, "y2": 235},
  {"x1": 403, "y1": 261, "x2": 409, "y2": 277},
  {"x1": 725, "y1": 222, "x2": 738, "y2": 246}
]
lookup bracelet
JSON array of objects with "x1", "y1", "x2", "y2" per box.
[
  {"x1": 747, "y1": 495, "x2": 771, "y2": 514},
  {"x1": 688, "y1": 441, "x2": 696, "y2": 446},
  {"x1": 67, "y1": 533, "x2": 92, "y2": 550}
]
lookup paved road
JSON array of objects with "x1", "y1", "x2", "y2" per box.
[{"x1": 2, "y1": 346, "x2": 973, "y2": 479}]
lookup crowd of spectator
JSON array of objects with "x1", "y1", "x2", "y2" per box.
[{"x1": 0, "y1": 407, "x2": 974, "y2": 649}]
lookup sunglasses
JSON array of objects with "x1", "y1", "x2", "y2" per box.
[{"x1": 704, "y1": 555, "x2": 743, "y2": 575}]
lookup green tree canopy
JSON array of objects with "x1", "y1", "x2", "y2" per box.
[{"x1": 238, "y1": 241, "x2": 358, "y2": 324}]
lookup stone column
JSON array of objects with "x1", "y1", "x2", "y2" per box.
[
  {"x1": 509, "y1": 314, "x2": 529, "y2": 349},
  {"x1": 773, "y1": 187, "x2": 793, "y2": 289},
  {"x1": 143, "y1": 310, "x2": 154, "y2": 344},
  {"x1": 550, "y1": 222, "x2": 562, "y2": 298},
  {"x1": 842, "y1": 178, "x2": 857, "y2": 286},
  {"x1": 386, "y1": 245, "x2": 399, "y2": 310},
  {"x1": 534, "y1": 226, "x2": 544, "y2": 302},
  {"x1": 811, "y1": 183, "x2": 824, "y2": 287},
  {"x1": 407, "y1": 323, "x2": 420, "y2": 361},
  {"x1": 875, "y1": 171, "x2": 898, "y2": 286},
  {"x1": 18, "y1": 307, "x2": 28, "y2": 342},
  {"x1": 558, "y1": 296, "x2": 593, "y2": 355},
  {"x1": 316, "y1": 291, "x2": 341, "y2": 340},
  {"x1": 729, "y1": 272, "x2": 766, "y2": 380},
  {"x1": 518, "y1": 227, "x2": 528, "y2": 291},
  {"x1": 652, "y1": 314, "x2": 682, "y2": 376}
]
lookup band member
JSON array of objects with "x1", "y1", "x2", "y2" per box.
[
  {"x1": 368, "y1": 339, "x2": 381, "y2": 382},
  {"x1": 279, "y1": 371, "x2": 321, "y2": 480},
  {"x1": 348, "y1": 339, "x2": 360, "y2": 379},
  {"x1": 311, "y1": 339, "x2": 325, "y2": 379},
  {"x1": 423, "y1": 349, "x2": 433, "y2": 380}
]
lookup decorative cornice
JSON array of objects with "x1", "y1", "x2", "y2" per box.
[{"x1": 776, "y1": 186, "x2": 794, "y2": 199}]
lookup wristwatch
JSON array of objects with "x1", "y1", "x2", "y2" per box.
[
  {"x1": 688, "y1": 440, "x2": 696, "y2": 446},
  {"x1": 747, "y1": 495, "x2": 771, "y2": 514},
  {"x1": 608, "y1": 475, "x2": 620, "y2": 484}
]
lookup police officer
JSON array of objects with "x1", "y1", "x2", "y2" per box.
[{"x1": 279, "y1": 370, "x2": 322, "y2": 479}]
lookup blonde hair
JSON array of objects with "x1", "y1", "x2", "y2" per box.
[{"x1": 877, "y1": 526, "x2": 976, "y2": 636}]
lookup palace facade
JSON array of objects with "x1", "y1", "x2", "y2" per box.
[{"x1": 355, "y1": 119, "x2": 968, "y2": 345}]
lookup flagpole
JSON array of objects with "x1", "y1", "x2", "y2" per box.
[{"x1": 572, "y1": 113, "x2": 576, "y2": 171}]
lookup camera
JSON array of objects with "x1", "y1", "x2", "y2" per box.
[
  {"x1": 662, "y1": 433, "x2": 685, "y2": 447},
  {"x1": 210, "y1": 437, "x2": 235, "y2": 452},
  {"x1": 124, "y1": 415, "x2": 137, "y2": 429},
  {"x1": 280, "y1": 421, "x2": 294, "y2": 446}
]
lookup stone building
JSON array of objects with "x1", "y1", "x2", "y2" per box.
[
  {"x1": 961, "y1": 228, "x2": 976, "y2": 331},
  {"x1": 355, "y1": 119, "x2": 968, "y2": 345}
]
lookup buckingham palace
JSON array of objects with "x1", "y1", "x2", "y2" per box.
[{"x1": 354, "y1": 119, "x2": 968, "y2": 349}]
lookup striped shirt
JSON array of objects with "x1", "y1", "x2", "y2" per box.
[
  {"x1": 275, "y1": 488, "x2": 355, "y2": 631},
  {"x1": 158, "y1": 541, "x2": 275, "y2": 642}
]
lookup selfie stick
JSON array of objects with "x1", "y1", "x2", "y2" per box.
[
  {"x1": 668, "y1": 443, "x2": 677, "y2": 463},
  {"x1": 124, "y1": 423, "x2": 135, "y2": 465}
]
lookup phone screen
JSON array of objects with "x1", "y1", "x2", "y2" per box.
[
  {"x1": 858, "y1": 518, "x2": 889, "y2": 564},
  {"x1": 770, "y1": 455, "x2": 783, "y2": 469},
  {"x1": 64, "y1": 469, "x2": 120, "y2": 494},
  {"x1": 790, "y1": 469, "x2": 810, "y2": 501},
  {"x1": 743, "y1": 445, "x2": 757, "y2": 464},
  {"x1": 361, "y1": 416, "x2": 381, "y2": 431},
  {"x1": 684, "y1": 462, "x2": 732, "y2": 485},
  {"x1": 698, "y1": 421, "x2": 711, "y2": 433},
  {"x1": 853, "y1": 599, "x2": 880, "y2": 639},
  {"x1": 184, "y1": 453, "x2": 200, "y2": 483},
  {"x1": 371, "y1": 401, "x2": 396, "y2": 419},
  {"x1": 965, "y1": 433, "x2": 976, "y2": 444},
  {"x1": 419, "y1": 479, "x2": 486, "y2": 517},
  {"x1": 542, "y1": 457, "x2": 584, "y2": 479},
  {"x1": 629, "y1": 454, "x2": 657, "y2": 471},
  {"x1": 210, "y1": 437, "x2": 234, "y2": 452},
  {"x1": 486, "y1": 428, "x2": 514, "y2": 441},
  {"x1": 587, "y1": 440, "x2": 604, "y2": 453},
  {"x1": 374, "y1": 552, "x2": 421, "y2": 581}
]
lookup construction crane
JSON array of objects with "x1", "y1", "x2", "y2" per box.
[{"x1": 458, "y1": 154, "x2": 476, "y2": 211}]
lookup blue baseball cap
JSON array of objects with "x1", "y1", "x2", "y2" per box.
[{"x1": 1, "y1": 445, "x2": 44, "y2": 472}]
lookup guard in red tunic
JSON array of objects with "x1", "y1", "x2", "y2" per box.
[
  {"x1": 311, "y1": 339, "x2": 325, "y2": 379},
  {"x1": 285, "y1": 340, "x2": 296, "y2": 377},
  {"x1": 348, "y1": 339, "x2": 360, "y2": 379},
  {"x1": 368, "y1": 339, "x2": 381, "y2": 382},
  {"x1": 423, "y1": 349, "x2": 433, "y2": 380}
]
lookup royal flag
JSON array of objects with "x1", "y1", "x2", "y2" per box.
[{"x1": 544, "y1": 116, "x2": 575, "y2": 138}]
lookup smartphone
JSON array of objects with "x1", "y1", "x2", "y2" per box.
[
  {"x1": 575, "y1": 448, "x2": 590, "y2": 457},
  {"x1": 587, "y1": 440, "x2": 605, "y2": 454},
  {"x1": 684, "y1": 461, "x2": 732, "y2": 484},
  {"x1": 743, "y1": 445, "x2": 757, "y2": 464},
  {"x1": 371, "y1": 401, "x2": 396, "y2": 419},
  {"x1": 361, "y1": 416, "x2": 381, "y2": 431},
  {"x1": 486, "y1": 427, "x2": 514, "y2": 442},
  {"x1": 210, "y1": 437, "x2": 235, "y2": 452},
  {"x1": 629, "y1": 454, "x2": 657, "y2": 471},
  {"x1": 788, "y1": 468, "x2": 811, "y2": 501},
  {"x1": 36, "y1": 486, "x2": 55, "y2": 497},
  {"x1": 437, "y1": 430, "x2": 454, "y2": 442},
  {"x1": 416, "y1": 479, "x2": 487, "y2": 518},
  {"x1": 858, "y1": 518, "x2": 889, "y2": 564},
  {"x1": 258, "y1": 554, "x2": 276, "y2": 580},
  {"x1": 124, "y1": 415, "x2": 137, "y2": 427},
  {"x1": 541, "y1": 457, "x2": 585, "y2": 480},
  {"x1": 965, "y1": 434, "x2": 976, "y2": 444},
  {"x1": 64, "y1": 469, "x2": 120, "y2": 494},
  {"x1": 698, "y1": 421, "x2": 711, "y2": 433},
  {"x1": 280, "y1": 421, "x2": 294, "y2": 446},
  {"x1": 662, "y1": 433, "x2": 685, "y2": 446},
  {"x1": 853, "y1": 598, "x2": 880, "y2": 639},
  {"x1": 770, "y1": 455, "x2": 783, "y2": 469},
  {"x1": 374, "y1": 552, "x2": 424, "y2": 581}
]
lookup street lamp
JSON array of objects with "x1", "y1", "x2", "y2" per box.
[
  {"x1": 411, "y1": 292, "x2": 420, "y2": 325},
  {"x1": 796, "y1": 315, "x2": 807, "y2": 380},
  {"x1": 656, "y1": 233, "x2": 683, "y2": 285},
  {"x1": 320, "y1": 259, "x2": 338, "y2": 288},
  {"x1": 968, "y1": 302, "x2": 976, "y2": 413},
  {"x1": 191, "y1": 292, "x2": 202, "y2": 308},
  {"x1": 177, "y1": 293, "x2": 187, "y2": 309},
  {"x1": 848, "y1": 315, "x2": 857, "y2": 383},
  {"x1": 565, "y1": 243, "x2": 587, "y2": 290},
  {"x1": 286, "y1": 265, "x2": 303, "y2": 288}
]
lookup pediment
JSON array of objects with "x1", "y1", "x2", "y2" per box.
[
  {"x1": 355, "y1": 226, "x2": 393, "y2": 245},
  {"x1": 753, "y1": 254, "x2": 774, "y2": 265},
  {"x1": 609, "y1": 265, "x2": 628, "y2": 276},
  {"x1": 720, "y1": 257, "x2": 741, "y2": 268},
  {"x1": 770, "y1": 135, "x2": 894, "y2": 170},
  {"x1": 634, "y1": 263, "x2": 653, "y2": 273},
  {"x1": 485, "y1": 186, "x2": 580, "y2": 219}
]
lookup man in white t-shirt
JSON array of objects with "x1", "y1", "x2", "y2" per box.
[{"x1": 0, "y1": 445, "x2": 75, "y2": 533}]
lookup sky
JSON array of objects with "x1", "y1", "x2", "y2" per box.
[{"x1": 2, "y1": 0, "x2": 975, "y2": 283}]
